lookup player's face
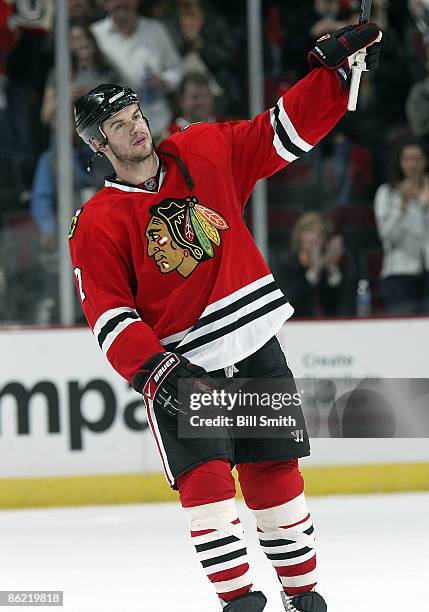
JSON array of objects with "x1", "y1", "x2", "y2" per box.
[{"x1": 102, "y1": 103, "x2": 153, "y2": 164}]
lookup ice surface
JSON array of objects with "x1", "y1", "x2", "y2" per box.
[{"x1": 0, "y1": 493, "x2": 428, "y2": 611}]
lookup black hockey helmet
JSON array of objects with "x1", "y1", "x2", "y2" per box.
[{"x1": 74, "y1": 83, "x2": 140, "y2": 151}]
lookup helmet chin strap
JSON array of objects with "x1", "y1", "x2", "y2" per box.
[
  {"x1": 86, "y1": 124, "x2": 108, "y2": 172},
  {"x1": 86, "y1": 150, "x2": 104, "y2": 173}
]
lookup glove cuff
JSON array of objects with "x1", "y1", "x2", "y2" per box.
[
  {"x1": 132, "y1": 351, "x2": 182, "y2": 393},
  {"x1": 307, "y1": 51, "x2": 351, "y2": 92}
]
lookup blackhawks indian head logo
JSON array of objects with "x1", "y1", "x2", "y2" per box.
[{"x1": 145, "y1": 196, "x2": 229, "y2": 278}]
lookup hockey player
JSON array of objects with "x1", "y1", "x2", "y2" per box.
[{"x1": 71, "y1": 23, "x2": 382, "y2": 612}]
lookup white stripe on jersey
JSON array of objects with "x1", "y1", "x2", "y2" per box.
[
  {"x1": 177, "y1": 288, "x2": 284, "y2": 346},
  {"x1": 103, "y1": 317, "x2": 140, "y2": 355},
  {"x1": 93, "y1": 307, "x2": 139, "y2": 339},
  {"x1": 159, "y1": 273, "x2": 293, "y2": 371},
  {"x1": 270, "y1": 98, "x2": 313, "y2": 162},
  {"x1": 202, "y1": 274, "x2": 275, "y2": 317},
  {"x1": 271, "y1": 124, "x2": 298, "y2": 162},
  {"x1": 93, "y1": 307, "x2": 141, "y2": 354},
  {"x1": 183, "y1": 302, "x2": 293, "y2": 371},
  {"x1": 160, "y1": 274, "x2": 279, "y2": 349},
  {"x1": 161, "y1": 326, "x2": 193, "y2": 347},
  {"x1": 277, "y1": 98, "x2": 313, "y2": 153}
]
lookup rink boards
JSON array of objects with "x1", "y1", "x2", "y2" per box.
[{"x1": 0, "y1": 318, "x2": 429, "y2": 508}]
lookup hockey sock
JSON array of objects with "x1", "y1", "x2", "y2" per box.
[
  {"x1": 178, "y1": 459, "x2": 253, "y2": 603},
  {"x1": 237, "y1": 460, "x2": 317, "y2": 596}
]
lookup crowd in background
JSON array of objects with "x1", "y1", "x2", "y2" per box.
[{"x1": 0, "y1": 0, "x2": 428, "y2": 324}]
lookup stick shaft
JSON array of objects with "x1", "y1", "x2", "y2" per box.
[{"x1": 347, "y1": 0, "x2": 373, "y2": 112}]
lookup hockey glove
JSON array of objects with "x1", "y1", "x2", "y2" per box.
[
  {"x1": 308, "y1": 23, "x2": 382, "y2": 91},
  {"x1": 132, "y1": 351, "x2": 216, "y2": 418}
]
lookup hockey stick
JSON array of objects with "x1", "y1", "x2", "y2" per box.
[{"x1": 347, "y1": 0, "x2": 373, "y2": 111}]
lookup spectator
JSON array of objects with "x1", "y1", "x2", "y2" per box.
[
  {"x1": 143, "y1": 0, "x2": 174, "y2": 18},
  {"x1": 310, "y1": 0, "x2": 356, "y2": 40},
  {"x1": 41, "y1": 24, "x2": 121, "y2": 128},
  {"x1": 5, "y1": 0, "x2": 54, "y2": 202},
  {"x1": 34, "y1": 23, "x2": 117, "y2": 324},
  {"x1": 167, "y1": 71, "x2": 220, "y2": 134},
  {"x1": 406, "y1": 0, "x2": 428, "y2": 83},
  {"x1": 163, "y1": 0, "x2": 236, "y2": 112},
  {"x1": 31, "y1": 136, "x2": 102, "y2": 246},
  {"x1": 333, "y1": 6, "x2": 411, "y2": 188},
  {"x1": 30, "y1": 128, "x2": 108, "y2": 324},
  {"x1": 279, "y1": 212, "x2": 344, "y2": 318},
  {"x1": 91, "y1": 0, "x2": 182, "y2": 139},
  {"x1": 278, "y1": 0, "x2": 359, "y2": 79},
  {"x1": 0, "y1": 0, "x2": 15, "y2": 188},
  {"x1": 374, "y1": 140, "x2": 429, "y2": 314},
  {"x1": 69, "y1": 0, "x2": 103, "y2": 24},
  {"x1": 406, "y1": 45, "x2": 429, "y2": 150}
]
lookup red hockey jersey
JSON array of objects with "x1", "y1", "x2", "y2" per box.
[{"x1": 69, "y1": 68, "x2": 348, "y2": 383}]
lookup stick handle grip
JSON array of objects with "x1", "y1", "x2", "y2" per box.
[{"x1": 347, "y1": 64, "x2": 363, "y2": 111}]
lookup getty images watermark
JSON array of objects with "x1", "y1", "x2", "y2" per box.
[
  {"x1": 178, "y1": 377, "x2": 306, "y2": 439},
  {"x1": 189, "y1": 387, "x2": 301, "y2": 428},
  {"x1": 178, "y1": 377, "x2": 429, "y2": 439}
]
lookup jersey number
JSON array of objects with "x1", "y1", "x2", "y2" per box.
[{"x1": 74, "y1": 267, "x2": 86, "y2": 302}]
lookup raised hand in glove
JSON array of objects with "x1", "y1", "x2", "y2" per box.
[
  {"x1": 132, "y1": 352, "x2": 215, "y2": 418},
  {"x1": 308, "y1": 22, "x2": 383, "y2": 91}
]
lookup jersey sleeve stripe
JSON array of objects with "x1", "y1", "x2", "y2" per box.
[
  {"x1": 97, "y1": 311, "x2": 140, "y2": 349},
  {"x1": 270, "y1": 98, "x2": 313, "y2": 162},
  {"x1": 273, "y1": 106, "x2": 306, "y2": 158},
  {"x1": 93, "y1": 307, "x2": 141, "y2": 353},
  {"x1": 102, "y1": 317, "x2": 141, "y2": 355},
  {"x1": 93, "y1": 306, "x2": 139, "y2": 338},
  {"x1": 270, "y1": 110, "x2": 298, "y2": 162},
  {"x1": 277, "y1": 97, "x2": 313, "y2": 152}
]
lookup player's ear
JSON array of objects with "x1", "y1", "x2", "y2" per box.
[{"x1": 90, "y1": 137, "x2": 108, "y2": 153}]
